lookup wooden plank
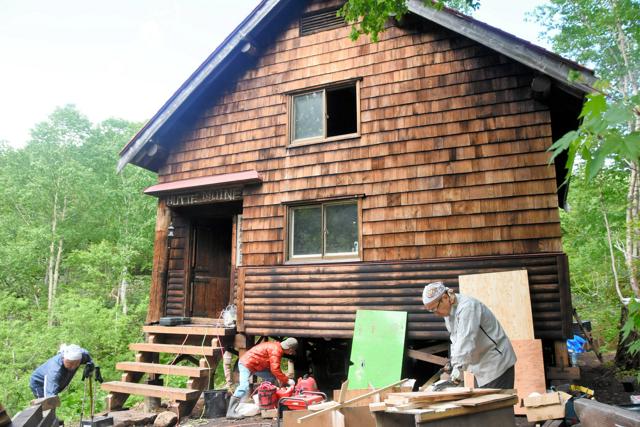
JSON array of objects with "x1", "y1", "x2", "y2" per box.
[
  {"x1": 10, "y1": 405, "x2": 42, "y2": 427},
  {"x1": 386, "y1": 388, "x2": 500, "y2": 405},
  {"x1": 512, "y1": 339, "x2": 546, "y2": 415},
  {"x1": 406, "y1": 349, "x2": 447, "y2": 366},
  {"x1": 415, "y1": 395, "x2": 518, "y2": 422},
  {"x1": 458, "y1": 270, "x2": 534, "y2": 340},
  {"x1": 129, "y1": 343, "x2": 219, "y2": 356},
  {"x1": 28, "y1": 396, "x2": 60, "y2": 411},
  {"x1": 454, "y1": 393, "x2": 515, "y2": 407},
  {"x1": 101, "y1": 381, "x2": 201, "y2": 401},
  {"x1": 142, "y1": 325, "x2": 234, "y2": 336},
  {"x1": 116, "y1": 362, "x2": 210, "y2": 377},
  {"x1": 463, "y1": 371, "x2": 475, "y2": 388}
]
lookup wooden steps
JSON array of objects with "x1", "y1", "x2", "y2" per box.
[
  {"x1": 102, "y1": 381, "x2": 201, "y2": 401},
  {"x1": 143, "y1": 324, "x2": 234, "y2": 336},
  {"x1": 103, "y1": 322, "x2": 227, "y2": 417},
  {"x1": 129, "y1": 343, "x2": 221, "y2": 356},
  {"x1": 116, "y1": 362, "x2": 211, "y2": 377}
]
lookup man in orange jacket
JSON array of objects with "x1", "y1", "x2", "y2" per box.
[{"x1": 227, "y1": 337, "x2": 298, "y2": 418}]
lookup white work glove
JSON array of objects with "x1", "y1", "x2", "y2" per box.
[
  {"x1": 287, "y1": 379, "x2": 295, "y2": 386},
  {"x1": 450, "y1": 367, "x2": 462, "y2": 385}
]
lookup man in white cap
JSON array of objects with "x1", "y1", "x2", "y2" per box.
[
  {"x1": 227, "y1": 337, "x2": 297, "y2": 418},
  {"x1": 29, "y1": 344, "x2": 93, "y2": 398},
  {"x1": 422, "y1": 282, "x2": 516, "y2": 389}
]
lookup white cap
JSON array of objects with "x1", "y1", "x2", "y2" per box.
[
  {"x1": 60, "y1": 344, "x2": 83, "y2": 361},
  {"x1": 281, "y1": 337, "x2": 298, "y2": 351},
  {"x1": 422, "y1": 282, "x2": 447, "y2": 305}
]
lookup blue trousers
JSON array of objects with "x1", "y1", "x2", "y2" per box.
[{"x1": 233, "y1": 362, "x2": 277, "y2": 398}]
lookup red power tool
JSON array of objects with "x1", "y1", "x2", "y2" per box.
[{"x1": 276, "y1": 375, "x2": 327, "y2": 424}]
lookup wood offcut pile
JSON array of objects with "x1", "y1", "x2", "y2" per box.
[{"x1": 369, "y1": 387, "x2": 519, "y2": 422}]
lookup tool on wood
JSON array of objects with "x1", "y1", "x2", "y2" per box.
[
  {"x1": 420, "y1": 368, "x2": 444, "y2": 391},
  {"x1": 431, "y1": 379, "x2": 462, "y2": 392}
]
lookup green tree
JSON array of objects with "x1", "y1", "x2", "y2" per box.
[
  {"x1": 0, "y1": 107, "x2": 155, "y2": 417},
  {"x1": 339, "y1": 0, "x2": 479, "y2": 42},
  {"x1": 532, "y1": 0, "x2": 640, "y2": 366}
]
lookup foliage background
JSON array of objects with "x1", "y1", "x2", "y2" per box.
[{"x1": 0, "y1": 106, "x2": 155, "y2": 420}]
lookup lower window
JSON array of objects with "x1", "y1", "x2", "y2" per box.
[{"x1": 288, "y1": 200, "x2": 359, "y2": 261}]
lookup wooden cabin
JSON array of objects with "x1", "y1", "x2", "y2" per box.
[{"x1": 107, "y1": 0, "x2": 595, "y2": 413}]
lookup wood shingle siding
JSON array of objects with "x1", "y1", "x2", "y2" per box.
[
  {"x1": 238, "y1": 253, "x2": 571, "y2": 340},
  {"x1": 154, "y1": 7, "x2": 561, "y2": 267}
]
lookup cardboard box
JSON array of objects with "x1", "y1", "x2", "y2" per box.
[{"x1": 523, "y1": 391, "x2": 572, "y2": 422}]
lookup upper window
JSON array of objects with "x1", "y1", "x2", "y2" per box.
[
  {"x1": 290, "y1": 82, "x2": 359, "y2": 145},
  {"x1": 288, "y1": 200, "x2": 360, "y2": 262}
]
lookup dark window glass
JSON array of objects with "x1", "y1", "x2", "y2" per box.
[{"x1": 326, "y1": 86, "x2": 357, "y2": 137}]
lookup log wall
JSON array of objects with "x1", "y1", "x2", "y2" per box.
[
  {"x1": 238, "y1": 253, "x2": 572, "y2": 340},
  {"x1": 155, "y1": 0, "x2": 563, "y2": 267},
  {"x1": 164, "y1": 213, "x2": 189, "y2": 317}
]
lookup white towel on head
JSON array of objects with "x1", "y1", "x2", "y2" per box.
[{"x1": 59, "y1": 344, "x2": 83, "y2": 361}]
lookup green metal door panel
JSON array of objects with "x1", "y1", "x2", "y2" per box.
[{"x1": 347, "y1": 309, "x2": 407, "y2": 389}]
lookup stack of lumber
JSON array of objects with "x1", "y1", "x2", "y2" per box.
[{"x1": 370, "y1": 388, "x2": 518, "y2": 422}]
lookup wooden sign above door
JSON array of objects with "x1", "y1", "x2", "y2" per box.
[{"x1": 165, "y1": 187, "x2": 242, "y2": 207}]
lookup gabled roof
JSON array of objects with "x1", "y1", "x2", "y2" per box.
[{"x1": 118, "y1": 0, "x2": 596, "y2": 173}]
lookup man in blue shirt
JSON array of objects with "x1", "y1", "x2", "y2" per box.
[{"x1": 30, "y1": 344, "x2": 93, "y2": 398}]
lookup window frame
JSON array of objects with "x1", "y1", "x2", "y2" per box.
[
  {"x1": 286, "y1": 199, "x2": 362, "y2": 263},
  {"x1": 287, "y1": 79, "x2": 361, "y2": 147}
]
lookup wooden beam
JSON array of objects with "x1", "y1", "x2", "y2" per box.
[
  {"x1": 10, "y1": 405, "x2": 42, "y2": 427},
  {"x1": 116, "y1": 362, "x2": 210, "y2": 377},
  {"x1": 29, "y1": 396, "x2": 60, "y2": 412},
  {"x1": 407, "y1": 349, "x2": 448, "y2": 366},
  {"x1": 554, "y1": 341, "x2": 569, "y2": 369},
  {"x1": 142, "y1": 325, "x2": 233, "y2": 336},
  {"x1": 101, "y1": 381, "x2": 201, "y2": 401},
  {"x1": 129, "y1": 343, "x2": 220, "y2": 356},
  {"x1": 146, "y1": 200, "x2": 171, "y2": 324},
  {"x1": 415, "y1": 395, "x2": 519, "y2": 422},
  {"x1": 417, "y1": 343, "x2": 449, "y2": 354}
]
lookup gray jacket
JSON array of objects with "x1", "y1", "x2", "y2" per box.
[{"x1": 444, "y1": 294, "x2": 516, "y2": 387}]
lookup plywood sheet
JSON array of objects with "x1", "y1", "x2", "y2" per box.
[
  {"x1": 458, "y1": 270, "x2": 534, "y2": 340},
  {"x1": 512, "y1": 339, "x2": 547, "y2": 415},
  {"x1": 347, "y1": 310, "x2": 407, "y2": 389}
]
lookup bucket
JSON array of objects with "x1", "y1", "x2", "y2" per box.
[{"x1": 203, "y1": 389, "x2": 229, "y2": 418}]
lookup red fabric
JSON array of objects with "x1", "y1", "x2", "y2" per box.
[{"x1": 239, "y1": 342, "x2": 289, "y2": 385}]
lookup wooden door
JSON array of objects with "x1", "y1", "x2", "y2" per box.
[{"x1": 189, "y1": 221, "x2": 231, "y2": 319}]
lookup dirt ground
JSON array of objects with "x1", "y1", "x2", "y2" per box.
[{"x1": 174, "y1": 351, "x2": 637, "y2": 427}]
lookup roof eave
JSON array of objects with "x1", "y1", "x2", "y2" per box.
[
  {"x1": 117, "y1": 0, "x2": 287, "y2": 173},
  {"x1": 407, "y1": 0, "x2": 597, "y2": 95}
]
